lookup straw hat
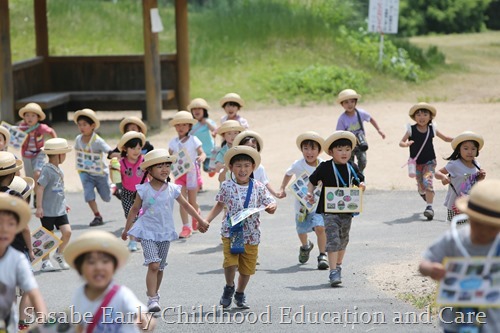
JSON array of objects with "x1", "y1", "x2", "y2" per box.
[
  {"x1": 451, "y1": 131, "x2": 484, "y2": 151},
  {"x1": 169, "y1": 111, "x2": 196, "y2": 126},
  {"x1": 455, "y1": 179, "x2": 500, "y2": 227},
  {"x1": 224, "y1": 145, "x2": 261, "y2": 169},
  {"x1": 336, "y1": 89, "x2": 361, "y2": 104},
  {"x1": 119, "y1": 116, "x2": 147, "y2": 135},
  {"x1": 217, "y1": 120, "x2": 244, "y2": 136},
  {"x1": 140, "y1": 149, "x2": 177, "y2": 170},
  {"x1": 296, "y1": 131, "x2": 324, "y2": 151},
  {"x1": 0, "y1": 192, "x2": 31, "y2": 232},
  {"x1": 41, "y1": 138, "x2": 72, "y2": 155},
  {"x1": 233, "y1": 130, "x2": 264, "y2": 152},
  {"x1": 323, "y1": 131, "x2": 357, "y2": 153},
  {"x1": 0, "y1": 126, "x2": 10, "y2": 144},
  {"x1": 0, "y1": 152, "x2": 23, "y2": 176},
  {"x1": 117, "y1": 131, "x2": 146, "y2": 151},
  {"x1": 219, "y1": 93, "x2": 244, "y2": 108},
  {"x1": 187, "y1": 98, "x2": 210, "y2": 111},
  {"x1": 409, "y1": 102, "x2": 437, "y2": 119},
  {"x1": 18, "y1": 103, "x2": 46, "y2": 121},
  {"x1": 64, "y1": 230, "x2": 129, "y2": 270},
  {"x1": 73, "y1": 108, "x2": 101, "y2": 129},
  {"x1": 9, "y1": 176, "x2": 34, "y2": 200}
]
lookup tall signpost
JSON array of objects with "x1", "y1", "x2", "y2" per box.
[{"x1": 368, "y1": 0, "x2": 400, "y2": 65}]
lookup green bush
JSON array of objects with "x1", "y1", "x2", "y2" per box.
[{"x1": 389, "y1": 38, "x2": 445, "y2": 69}]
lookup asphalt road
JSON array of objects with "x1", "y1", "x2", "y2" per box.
[{"x1": 27, "y1": 189, "x2": 451, "y2": 332}]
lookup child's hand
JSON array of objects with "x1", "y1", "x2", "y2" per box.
[
  {"x1": 276, "y1": 190, "x2": 286, "y2": 199},
  {"x1": 121, "y1": 230, "x2": 128, "y2": 241},
  {"x1": 35, "y1": 207, "x2": 43, "y2": 218},
  {"x1": 420, "y1": 261, "x2": 446, "y2": 281},
  {"x1": 198, "y1": 220, "x2": 210, "y2": 233},
  {"x1": 478, "y1": 169, "x2": 486, "y2": 180},
  {"x1": 441, "y1": 177, "x2": 450, "y2": 186},
  {"x1": 358, "y1": 182, "x2": 366, "y2": 191},
  {"x1": 66, "y1": 205, "x2": 71, "y2": 213},
  {"x1": 406, "y1": 140, "x2": 414, "y2": 147},
  {"x1": 265, "y1": 203, "x2": 277, "y2": 214},
  {"x1": 305, "y1": 192, "x2": 315, "y2": 204}
]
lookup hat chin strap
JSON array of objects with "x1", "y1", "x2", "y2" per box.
[{"x1": 468, "y1": 201, "x2": 500, "y2": 218}]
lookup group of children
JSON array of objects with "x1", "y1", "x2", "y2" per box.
[{"x1": 0, "y1": 87, "x2": 497, "y2": 332}]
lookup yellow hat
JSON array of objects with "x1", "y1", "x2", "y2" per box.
[
  {"x1": 336, "y1": 89, "x2": 361, "y2": 104},
  {"x1": 41, "y1": 138, "x2": 73, "y2": 155},
  {"x1": 169, "y1": 111, "x2": 196, "y2": 126},
  {"x1": 0, "y1": 152, "x2": 23, "y2": 176},
  {"x1": 117, "y1": 131, "x2": 146, "y2": 152},
  {"x1": 220, "y1": 93, "x2": 244, "y2": 108},
  {"x1": 296, "y1": 131, "x2": 324, "y2": 151},
  {"x1": 0, "y1": 193, "x2": 31, "y2": 233},
  {"x1": 64, "y1": 230, "x2": 129, "y2": 270},
  {"x1": 19, "y1": 103, "x2": 46, "y2": 121},
  {"x1": 9, "y1": 176, "x2": 34, "y2": 200},
  {"x1": 224, "y1": 145, "x2": 261, "y2": 169},
  {"x1": 187, "y1": 98, "x2": 210, "y2": 111},
  {"x1": 217, "y1": 120, "x2": 244, "y2": 136},
  {"x1": 409, "y1": 102, "x2": 437, "y2": 119},
  {"x1": 119, "y1": 116, "x2": 147, "y2": 135},
  {"x1": 455, "y1": 179, "x2": 500, "y2": 227},
  {"x1": 140, "y1": 149, "x2": 177, "y2": 170},
  {"x1": 324, "y1": 131, "x2": 357, "y2": 153},
  {"x1": 451, "y1": 131, "x2": 484, "y2": 151},
  {"x1": 74, "y1": 108, "x2": 101, "y2": 129},
  {"x1": 233, "y1": 130, "x2": 264, "y2": 152},
  {"x1": 0, "y1": 126, "x2": 10, "y2": 144}
]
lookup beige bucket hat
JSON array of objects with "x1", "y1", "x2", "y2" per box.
[
  {"x1": 224, "y1": 145, "x2": 261, "y2": 169},
  {"x1": 64, "y1": 230, "x2": 129, "y2": 270},
  {"x1": 0, "y1": 152, "x2": 23, "y2": 176},
  {"x1": 0, "y1": 192, "x2": 31, "y2": 232},
  {"x1": 217, "y1": 120, "x2": 244, "y2": 136},
  {"x1": 117, "y1": 131, "x2": 146, "y2": 152},
  {"x1": 187, "y1": 98, "x2": 210, "y2": 111},
  {"x1": 41, "y1": 138, "x2": 73, "y2": 155},
  {"x1": 9, "y1": 176, "x2": 34, "y2": 200},
  {"x1": 119, "y1": 116, "x2": 147, "y2": 135},
  {"x1": 451, "y1": 131, "x2": 484, "y2": 151},
  {"x1": 74, "y1": 108, "x2": 101, "y2": 129},
  {"x1": 169, "y1": 111, "x2": 196, "y2": 126},
  {"x1": 409, "y1": 102, "x2": 437, "y2": 119},
  {"x1": 0, "y1": 126, "x2": 10, "y2": 144},
  {"x1": 296, "y1": 131, "x2": 324, "y2": 151},
  {"x1": 220, "y1": 93, "x2": 244, "y2": 108},
  {"x1": 233, "y1": 130, "x2": 264, "y2": 152},
  {"x1": 140, "y1": 149, "x2": 177, "y2": 170},
  {"x1": 336, "y1": 89, "x2": 361, "y2": 104},
  {"x1": 18, "y1": 103, "x2": 46, "y2": 121},
  {"x1": 455, "y1": 179, "x2": 500, "y2": 226},
  {"x1": 323, "y1": 131, "x2": 357, "y2": 153}
]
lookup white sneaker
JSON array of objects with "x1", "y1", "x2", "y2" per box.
[
  {"x1": 54, "y1": 253, "x2": 70, "y2": 270},
  {"x1": 147, "y1": 297, "x2": 161, "y2": 313},
  {"x1": 40, "y1": 260, "x2": 58, "y2": 272}
]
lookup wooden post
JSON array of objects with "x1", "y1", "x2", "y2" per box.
[
  {"x1": 0, "y1": 0, "x2": 15, "y2": 123},
  {"x1": 175, "y1": 0, "x2": 189, "y2": 110},
  {"x1": 142, "y1": 0, "x2": 162, "y2": 129},
  {"x1": 34, "y1": 0, "x2": 51, "y2": 93}
]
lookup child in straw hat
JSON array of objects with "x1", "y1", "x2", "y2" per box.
[
  {"x1": 108, "y1": 116, "x2": 154, "y2": 159},
  {"x1": 214, "y1": 120, "x2": 244, "y2": 176},
  {"x1": 35, "y1": 138, "x2": 73, "y2": 272},
  {"x1": 201, "y1": 146, "x2": 276, "y2": 310},
  {"x1": 306, "y1": 131, "x2": 365, "y2": 287},
  {"x1": 168, "y1": 111, "x2": 206, "y2": 238},
  {"x1": 64, "y1": 230, "x2": 154, "y2": 332},
  {"x1": 435, "y1": 131, "x2": 486, "y2": 224},
  {"x1": 0, "y1": 193, "x2": 47, "y2": 332},
  {"x1": 122, "y1": 149, "x2": 207, "y2": 313},
  {"x1": 277, "y1": 131, "x2": 328, "y2": 270},
  {"x1": 0, "y1": 127, "x2": 10, "y2": 152},
  {"x1": 399, "y1": 102, "x2": 453, "y2": 221},
  {"x1": 74, "y1": 108, "x2": 114, "y2": 227},
  {"x1": 17, "y1": 103, "x2": 57, "y2": 198},
  {"x1": 419, "y1": 179, "x2": 500, "y2": 333},
  {"x1": 219, "y1": 93, "x2": 249, "y2": 128}
]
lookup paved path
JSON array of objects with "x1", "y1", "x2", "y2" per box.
[{"x1": 28, "y1": 189, "x2": 450, "y2": 332}]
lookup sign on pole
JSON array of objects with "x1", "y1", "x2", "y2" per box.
[{"x1": 368, "y1": 0, "x2": 399, "y2": 34}]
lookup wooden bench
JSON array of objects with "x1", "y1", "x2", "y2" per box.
[{"x1": 15, "y1": 89, "x2": 175, "y2": 122}]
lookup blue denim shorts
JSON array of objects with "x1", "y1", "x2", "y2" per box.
[
  {"x1": 296, "y1": 212, "x2": 324, "y2": 234},
  {"x1": 79, "y1": 172, "x2": 111, "y2": 203}
]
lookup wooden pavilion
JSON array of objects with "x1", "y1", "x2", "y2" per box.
[{"x1": 0, "y1": 0, "x2": 190, "y2": 129}]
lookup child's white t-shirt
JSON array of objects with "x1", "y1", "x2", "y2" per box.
[
  {"x1": 252, "y1": 164, "x2": 269, "y2": 185},
  {"x1": 71, "y1": 283, "x2": 147, "y2": 333},
  {"x1": 285, "y1": 158, "x2": 323, "y2": 213},
  {"x1": 168, "y1": 136, "x2": 202, "y2": 165}
]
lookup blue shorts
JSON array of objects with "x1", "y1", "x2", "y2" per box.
[
  {"x1": 79, "y1": 172, "x2": 111, "y2": 203},
  {"x1": 296, "y1": 212, "x2": 324, "y2": 234}
]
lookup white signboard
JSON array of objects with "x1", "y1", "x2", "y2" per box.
[{"x1": 368, "y1": 0, "x2": 399, "y2": 34}]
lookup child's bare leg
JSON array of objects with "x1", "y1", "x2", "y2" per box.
[
  {"x1": 298, "y1": 233, "x2": 308, "y2": 246},
  {"x1": 57, "y1": 224, "x2": 72, "y2": 253},
  {"x1": 156, "y1": 271, "x2": 163, "y2": 294},
  {"x1": 146, "y1": 262, "x2": 160, "y2": 296},
  {"x1": 223, "y1": 265, "x2": 237, "y2": 287},
  {"x1": 425, "y1": 190, "x2": 434, "y2": 205},
  {"x1": 187, "y1": 189, "x2": 199, "y2": 212},
  {"x1": 314, "y1": 226, "x2": 326, "y2": 253},
  {"x1": 336, "y1": 250, "x2": 346, "y2": 266},
  {"x1": 179, "y1": 187, "x2": 188, "y2": 226},
  {"x1": 88, "y1": 200, "x2": 99, "y2": 214},
  {"x1": 327, "y1": 251, "x2": 338, "y2": 269},
  {"x1": 236, "y1": 274, "x2": 250, "y2": 293}
]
